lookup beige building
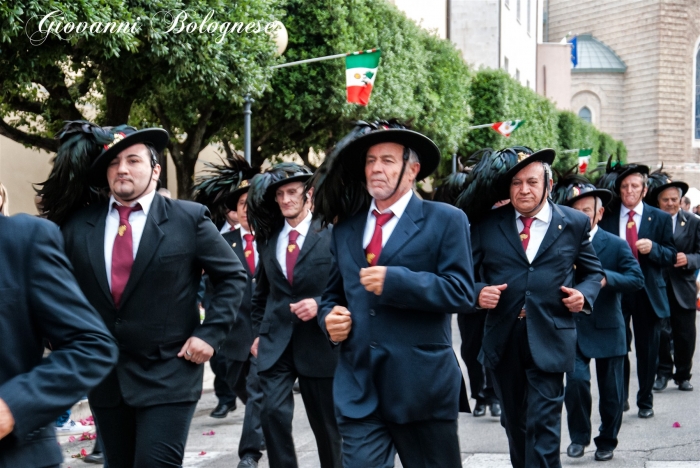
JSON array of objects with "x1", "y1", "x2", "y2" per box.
[{"x1": 546, "y1": 0, "x2": 700, "y2": 187}]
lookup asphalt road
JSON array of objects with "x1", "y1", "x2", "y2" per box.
[{"x1": 62, "y1": 313, "x2": 700, "y2": 468}]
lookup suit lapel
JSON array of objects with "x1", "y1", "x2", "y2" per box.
[
  {"x1": 85, "y1": 204, "x2": 113, "y2": 304},
  {"x1": 533, "y1": 203, "x2": 567, "y2": 262},
  {"x1": 498, "y1": 205, "x2": 529, "y2": 263},
  {"x1": 592, "y1": 228, "x2": 607, "y2": 256},
  {"x1": 266, "y1": 228, "x2": 286, "y2": 279},
  {"x1": 674, "y1": 211, "x2": 687, "y2": 244},
  {"x1": 119, "y1": 195, "x2": 167, "y2": 308},
  {"x1": 296, "y1": 221, "x2": 322, "y2": 266},
  {"x1": 638, "y1": 203, "x2": 653, "y2": 240},
  {"x1": 377, "y1": 195, "x2": 422, "y2": 266},
  {"x1": 346, "y1": 211, "x2": 370, "y2": 269},
  {"x1": 228, "y1": 230, "x2": 253, "y2": 277}
]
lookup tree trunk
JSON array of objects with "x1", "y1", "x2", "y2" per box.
[{"x1": 103, "y1": 92, "x2": 136, "y2": 126}]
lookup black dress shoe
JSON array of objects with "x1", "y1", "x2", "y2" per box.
[
  {"x1": 678, "y1": 380, "x2": 694, "y2": 391},
  {"x1": 210, "y1": 401, "x2": 236, "y2": 418},
  {"x1": 623, "y1": 400, "x2": 630, "y2": 412},
  {"x1": 653, "y1": 375, "x2": 668, "y2": 391},
  {"x1": 490, "y1": 402, "x2": 502, "y2": 417},
  {"x1": 293, "y1": 380, "x2": 301, "y2": 394},
  {"x1": 83, "y1": 452, "x2": 105, "y2": 464},
  {"x1": 567, "y1": 443, "x2": 585, "y2": 458},
  {"x1": 473, "y1": 403, "x2": 486, "y2": 417},
  {"x1": 237, "y1": 456, "x2": 259, "y2": 468},
  {"x1": 594, "y1": 449, "x2": 614, "y2": 461},
  {"x1": 638, "y1": 408, "x2": 654, "y2": 418}
]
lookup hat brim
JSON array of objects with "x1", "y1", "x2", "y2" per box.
[
  {"x1": 613, "y1": 165, "x2": 650, "y2": 193},
  {"x1": 497, "y1": 149, "x2": 556, "y2": 200},
  {"x1": 224, "y1": 185, "x2": 252, "y2": 211},
  {"x1": 564, "y1": 188, "x2": 614, "y2": 208},
  {"x1": 265, "y1": 174, "x2": 313, "y2": 197},
  {"x1": 89, "y1": 128, "x2": 170, "y2": 187},
  {"x1": 648, "y1": 181, "x2": 689, "y2": 205},
  {"x1": 337, "y1": 129, "x2": 441, "y2": 181}
]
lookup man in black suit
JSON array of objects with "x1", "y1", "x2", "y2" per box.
[
  {"x1": 554, "y1": 178, "x2": 644, "y2": 462},
  {"x1": 472, "y1": 150, "x2": 604, "y2": 468},
  {"x1": 248, "y1": 164, "x2": 342, "y2": 468},
  {"x1": 0, "y1": 213, "x2": 118, "y2": 467},
  {"x1": 60, "y1": 125, "x2": 247, "y2": 468},
  {"x1": 650, "y1": 178, "x2": 700, "y2": 392},
  {"x1": 598, "y1": 165, "x2": 676, "y2": 418}
]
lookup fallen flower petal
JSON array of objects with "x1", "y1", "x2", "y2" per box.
[
  {"x1": 199, "y1": 451, "x2": 207, "y2": 456},
  {"x1": 68, "y1": 436, "x2": 76, "y2": 442},
  {"x1": 202, "y1": 430, "x2": 216, "y2": 436},
  {"x1": 673, "y1": 422, "x2": 681, "y2": 428},
  {"x1": 80, "y1": 448, "x2": 88, "y2": 457}
]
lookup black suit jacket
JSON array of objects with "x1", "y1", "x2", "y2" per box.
[
  {"x1": 0, "y1": 215, "x2": 117, "y2": 467},
  {"x1": 217, "y1": 229, "x2": 256, "y2": 361},
  {"x1": 62, "y1": 194, "x2": 246, "y2": 408},
  {"x1": 666, "y1": 210, "x2": 700, "y2": 309},
  {"x1": 251, "y1": 219, "x2": 339, "y2": 378},
  {"x1": 575, "y1": 227, "x2": 644, "y2": 359},
  {"x1": 598, "y1": 201, "x2": 676, "y2": 318},
  {"x1": 473, "y1": 202, "x2": 604, "y2": 373}
]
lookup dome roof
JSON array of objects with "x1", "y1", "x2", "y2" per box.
[{"x1": 573, "y1": 34, "x2": 626, "y2": 73}]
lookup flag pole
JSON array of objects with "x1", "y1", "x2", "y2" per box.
[
  {"x1": 270, "y1": 48, "x2": 380, "y2": 69},
  {"x1": 468, "y1": 123, "x2": 496, "y2": 129}
]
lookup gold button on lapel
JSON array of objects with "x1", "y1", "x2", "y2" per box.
[
  {"x1": 648, "y1": 217, "x2": 651, "y2": 221},
  {"x1": 232, "y1": 243, "x2": 236, "y2": 247},
  {"x1": 558, "y1": 225, "x2": 562, "y2": 230}
]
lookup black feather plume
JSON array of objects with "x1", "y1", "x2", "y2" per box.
[
  {"x1": 192, "y1": 153, "x2": 257, "y2": 222},
  {"x1": 551, "y1": 165, "x2": 591, "y2": 205},
  {"x1": 644, "y1": 163, "x2": 672, "y2": 204},
  {"x1": 594, "y1": 155, "x2": 625, "y2": 194}
]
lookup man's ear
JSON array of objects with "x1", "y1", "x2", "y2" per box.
[{"x1": 152, "y1": 164, "x2": 162, "y2": 181}]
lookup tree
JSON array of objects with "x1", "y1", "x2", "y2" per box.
[{"x1": 0, "y1": 0, "x2": 279, "y2": 196}]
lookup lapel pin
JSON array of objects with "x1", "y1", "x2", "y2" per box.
[
  {"x1": 682, "y1": 221, "x2": 686, "y2": 227},
  {"x1": 648, "y1": 217, "x2": 651, "y2": 221},
  {"x1": 232, "y1": 243, "x2": 237, "y2": 247},
  {"x1": 558, "y1": 225, "x2": 562, "y2": 230}
]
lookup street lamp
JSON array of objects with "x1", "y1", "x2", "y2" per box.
[{"x1": 243, "y1": 21, "x2": 288, "y2": 164}]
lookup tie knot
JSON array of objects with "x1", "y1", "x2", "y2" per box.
[
  {"x1": 288, "y1": 230, "x2": 300, "y2": 243},
  {"x1": 373, "y1": 209, "x2": 394, "y2": 227},
  {"x1": 243, "y1": 233, "x2": 255, "y2": 243},
  {"x1": 628, "y1": 210, "x2": 636, "y2": 220},
  {"x1": 520, "y1": 216, "x2": 534, "y2": 229},
  {"x1": 114, "y1": 203, "x2": 142, "y2": 221}
]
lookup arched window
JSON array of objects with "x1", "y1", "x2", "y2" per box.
[
  {"x1": 696, "y1": 48, "x2": 700, "y2": 139},
  {"x1": 578, "y1": 106, "x2": 592, "y2": 123}
]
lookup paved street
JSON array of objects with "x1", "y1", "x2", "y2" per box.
[{"x1": 62, "y1": 314, "x2": 700, "y2": 468}]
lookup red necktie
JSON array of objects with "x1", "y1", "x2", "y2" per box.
[
  {"x1": 365, "y1": 210, "x2": 394, "y2": 266},
  {"x1": 519, "y1": 216, "x2": 535, "y2": 252},
  {"x1": 111, "y1": 203, "x2": 142, "y2": 307},
  {"x1": 286, "y1": 230, "x2": 300, "y2": 285},
  {"x1": 243, "y1": 233, "x2": 256, "y2": 274},
  {"x1": 626, "y1": 211, "x2": 638, "y2": 260}
]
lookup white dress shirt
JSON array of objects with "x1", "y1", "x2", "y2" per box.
[
  {"x1": 515, "y1": 201, "x2": 552, "y2": 263},
  {"x1": 362, "y1": 189, "x2": 414, "y2": 249},
  {"x1": 672, "y1": 213, "x2": 678, "y2": 233},
  {"x1": 589, "y1": 224, "x2": 599, "y2": 241},
  {"x1": 240, "y1": 225, "x2": 258, "y2": 269},
  {"x1": 104, "y1": 190, "x2": 157, "y2": 289},
  {"x1": 276, "y1": 210, "x2": 313, "y2": 280},
  {"x1": 619, "y1": 200, "x2": 643, "y2": 239}
]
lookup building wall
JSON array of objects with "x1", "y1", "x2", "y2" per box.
[
  {"x1": 0, "y1": 137, "x2": 53, "y2": 215},
  {"x1": 450, "y1": 0, "x2": 500, "y2": 70},
  {"x1": 536, "y1": 42, "x2": 571, "y2": 109},
  {"x1": 500, "y1": 0, "x2": 538, "y2": 89},
  {"x1": 389, "y1": 0, "x2": 447, "y2": 38},
  {"x1": 571, "y1": 73, "x2": 625, "y2": 141}
]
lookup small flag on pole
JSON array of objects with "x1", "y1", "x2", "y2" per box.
[
  {"x1": 491, "y1": 120, "x2": 524, "y2": 138},
  {"x1": 346, "y1": 49, "x2": 381, "y2": 106},
  {"x1": 569, "y1": 36, "x2": 578, "y2": 67},
  {"x1": 578, "y1": 148, "x2": 593, "y2": 173}
]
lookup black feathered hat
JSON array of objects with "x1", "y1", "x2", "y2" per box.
[
  {"x1": 645, "y1": 165, "x2": 688, "y2": 207},
  {"x1": 612, "y1": 164, "x2": 649, "y2": 194},
  {"x1": 552, "y1": 170, "x2": 613, "y2": 207},
  {"x1": 495, "y1": 148, "x2": 556, "y2": 201},
  {"x1": 192, "y1": 153, "x2": 260, "y2": 217},
  {"x1": 89, "y1": 126, "x2": 169, "y2": 187},
  {"x1": 247, "y1": 163, "x2": 314, "y2": 243}
]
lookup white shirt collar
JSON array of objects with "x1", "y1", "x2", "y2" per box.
[
  {"x1": 240, "y1": 225, "x2": 254, "y2": 238},
  {"x1": 281, "y1": 210, "x2": 312, "y2": 238},
  {"x1": 621, "y1": 200, "x2": 644, "y2": 218},
  {"x1": 369, "y1": 189, "x2": 414, "y2": 218},
  {"x1": 109, "y1": 189, "x2": 157, "y2": 216},
  {"x1": 590, "y1": 224, "x2": 599, "y2": 240},
  {"x1": 514, "y1": 199, "x2": 551, "y2": 223}
]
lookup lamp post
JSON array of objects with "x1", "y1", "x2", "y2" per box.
[{"x1": 243, "y1": 21, "x2": 288, "y2": 165}]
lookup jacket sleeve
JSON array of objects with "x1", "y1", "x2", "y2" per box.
[
  {"x1": 682, "y1": 216, "x2": 700, "y2": 271},
  {"x1": 573, "y1": 219, "x2": 604, "y2": 312},
  {"x1": 250, "y1": 251, "x2": 270, "y2": 338},
  {"x1": 318, "y1": 229, "x2": 348, "y2": 339},
  {"x1": 0, "y1": 220, "x2": 118, "y2": 440},
  {"x1": 646, "y1": 213, "x2": 677, "y2": 267},
  {"x1": 605, "y1": 241, "x2": 645, "y2": 293},
  {"x1": 379, "y1": 210, "x2": 476, "y2": 314},
  {"x1": 192, "y1": 206, "x2": 247, "y2": 350}
]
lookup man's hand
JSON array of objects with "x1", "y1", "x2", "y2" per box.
[
  {"x1": 177, "y1": 336, "x2": 215, "y2": 364},
  {"x1": 636, "y1": 238, "x2": 653, "y2": 255},
  {"x1": 561, "y1": 286, "x2": 585, "y2": 312},
  {"x1": 675, "y1": 252, "x2": 688, "y2": 268},
  {"x1": 0, "y1": 398, "x2": 14, "y2": 440},
  {"x1": 325, "y1": 306, "x2": 352, "y2": 342},
  {"x1": 290, "y1": 298, "x2": 318, "y2": 322},
  {"x1": 478, "y1": 284, "x2": 507, "y2": 309},
  {"x1": 251, "y1": 337, "x2": 259, "y2": 358},
  {"x1": 359, "y1": 267, "x2": 387, "y2": 295},
  {"x1": 601, "y1": 277, "x2": 607, "y2": 288}
]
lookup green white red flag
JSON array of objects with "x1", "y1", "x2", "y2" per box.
[
  {"x1": 491, "y1": 120, "x2": 524, "y2": 137},
  {"x1": 346, "y1": 49, "x2": 381, "y2": 106},
  {"x1": 578, "y1": 148, "x2": 593, "y2": 173}
]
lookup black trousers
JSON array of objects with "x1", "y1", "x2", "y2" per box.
[
  {"x1": 657, "y1": 288, "x2": 697, "y2": 382},
  {"x1": 458, "y1": 312, "x2": 498, "y2": 405},
  {"x1": 238, "y1": 355, "x2": 264, "y2": 461},
  {"x1": 92, "y1": 400, "x2": 197, "y2": 468},
  {"x1": 489, "y1": 319, "x2": 565, "y2": 468},
  {"x1": 622, "y1": 291, "x2": 662, "y2": 410},
  {"x1": 565, "y1": 348, "x2": 624, "y2": 451},
  {"x1": 210, "y1": 352, "x2": 242, "y2": 404},
  {"x1": 258, "y1": 342, "x2": 342, "y2": 468},
  {"x1": 336, "y1": 413, "x2": 461, "y2": 468}
]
